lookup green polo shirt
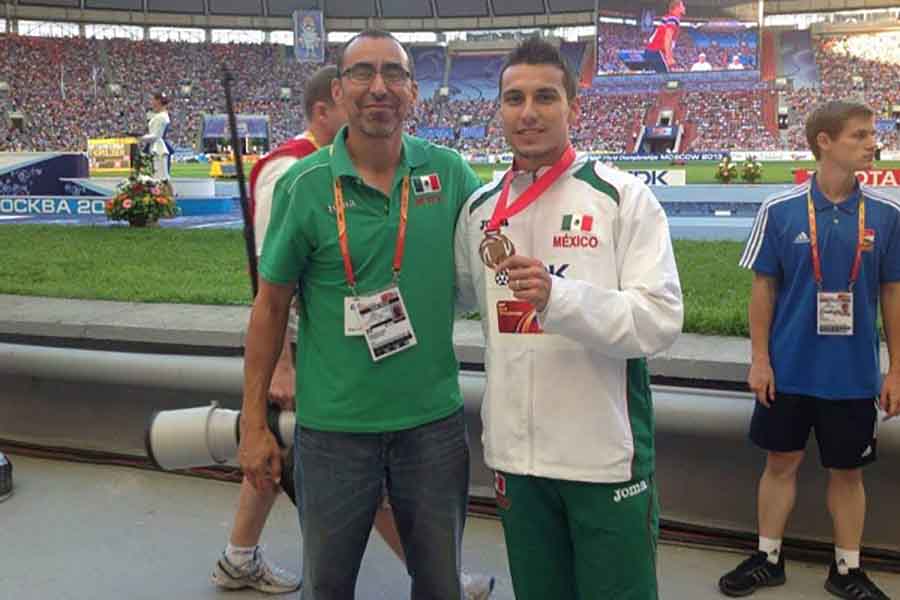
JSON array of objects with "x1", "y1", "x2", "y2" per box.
[{"x1": 259, "y1": 128, "x2": 482, "y2": 432}]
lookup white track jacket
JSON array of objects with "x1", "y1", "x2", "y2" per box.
[{"x1": 455, "y1": 155, "x2": 683, "y2": 483}]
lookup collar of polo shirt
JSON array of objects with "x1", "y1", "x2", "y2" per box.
[
  {"x1": 328, "y1": 125, "x2": 429, "y2": 182},
  {"x1": 811, "y1": 173, "x2": 861, "y2": 214}
]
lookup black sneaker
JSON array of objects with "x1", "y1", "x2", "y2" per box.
[
  {"x1": 718, "y1": 551, "x2": 786, "y2": 597},
  {"x1": 825, "y1": 561, "x2": 891, "y2": 599}
]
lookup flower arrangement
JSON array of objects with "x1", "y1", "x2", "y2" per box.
[
  {"x1": 105, "y1": 174, "x2": 177, "y2": 227},
  {"x1": 715, "y1": 156, "x2": 739, "y2": 184},
  {"x1": 741, "y1": 156, "x2": 763, "y2": 184}
]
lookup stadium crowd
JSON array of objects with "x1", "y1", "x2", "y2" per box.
[
  {"x1": 572, "y1": 92, "x2": 656, "y2": 153},
  {"x1": 1, "y1": 30, "x2": 898, "y2": 156},
  {"x1": 0, "y1": 35, "x2": 319, "y2": 152},
  {"x1": 406, "y1": 91, "x2": 655, "y2": 155},
  {"x1": 684, "y1": 90, "x2": 780, "y2": 151},
  {"x1": 783, "y1": 32, "x2": 900, "y2": 152}
]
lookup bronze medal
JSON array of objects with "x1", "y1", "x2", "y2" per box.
[{"x1": 479, "y1": 231, "x2": 515, "y2": 269}]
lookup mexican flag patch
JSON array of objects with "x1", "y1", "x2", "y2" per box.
[
  {"x1": 561, "y1": 214, "x2": 594, "y2": 232},
  {"x1": 412, "y1": 173, "x2": 442, "y2": 195}
]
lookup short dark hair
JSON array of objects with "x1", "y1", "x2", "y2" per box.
[
  {"x1": 303, "y1": 65, "x2": 338, "y2": 121},
  {"x1": 805, "y1": 101, "x2": 874, "y2": 160},
  {"x1": 153, "y1": 92, "x2": 169, "y2": 106},
  {"x1": 334, "y1": 29, "x2": 415, "y2": 81},
  {"x1": 498, "y1": 37, "x2": 577, "y2": 102}
]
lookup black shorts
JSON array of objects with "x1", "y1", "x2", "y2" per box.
[{"x1": 749, "y1": 393, "x2": 879, "y2": 469}]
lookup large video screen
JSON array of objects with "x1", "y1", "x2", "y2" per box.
[{"x1": 596, "y1": 2, "x2": 759, "y2": 76}]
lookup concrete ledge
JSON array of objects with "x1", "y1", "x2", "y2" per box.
[
  {"x1": 0, "y1": 294, "x2": 889, "y2": 384},
  {"x1": 0, "y1": 295, "x2": 248, "y2": 349}
]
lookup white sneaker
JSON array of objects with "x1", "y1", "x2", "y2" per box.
[
  {"x1": 462, "y1": 571, "x2": 495, "y2": 600},
  {"x1": 211, "y1": 546, "x2": 301, "y2": 594}
]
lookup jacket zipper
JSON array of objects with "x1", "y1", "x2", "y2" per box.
[
  {"x1": 528, "y1": 350, "x2": 535, "y2": 472},
  {"x1": 528, "y1": 182, "x2": 538, "y2": 473}
]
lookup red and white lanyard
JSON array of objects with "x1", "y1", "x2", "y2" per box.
[{"x1": 334, "y1": 176, "x2": 410, "y2": 296}]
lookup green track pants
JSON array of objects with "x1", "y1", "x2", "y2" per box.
[{"x1": 495, "y1": 471, "x2": 659, "y2": 600}]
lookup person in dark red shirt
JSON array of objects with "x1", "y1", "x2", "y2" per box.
[
  {"x1": 210, "y1": 66, "x2": 346, "y2": 595},
  {"x1": 645, "y1": 0, "x2": 686, "y2": 70}
]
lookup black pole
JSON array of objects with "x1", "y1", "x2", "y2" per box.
[{"x1": 222, "y1": 67, "x2": 259, "y2": 298}]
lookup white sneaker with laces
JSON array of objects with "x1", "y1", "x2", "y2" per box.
[
  {"x1": 461, "y1": 571, "x2": 496, "y2": 600},
  {"x1": 211, "y1": 546, "x2": 301, "y2": 594}
]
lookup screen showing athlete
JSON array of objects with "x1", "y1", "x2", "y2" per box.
[{"x1": 645, "y1": 0, "x2": 686, "y2": 70}]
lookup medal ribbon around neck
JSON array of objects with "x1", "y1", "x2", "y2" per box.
[
  {"x1": 479, "y1": 145, "x2": 576, "y2": 270},
  {"x1": 485, "y1": 145, "x2": 576, "y2": 232}
]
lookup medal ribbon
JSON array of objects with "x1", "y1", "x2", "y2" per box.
[
  {"x1": 486, "y1": 145, "x2": 576, "y2": 232},
  {"x1": 807, "y1": 188, "x2": 865, "y2": 291},
  {"x1": 334, "y1": 176, "x2": 409, "y2": 294}
]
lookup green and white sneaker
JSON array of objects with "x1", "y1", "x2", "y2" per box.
[{"x1": 211, "y1": 546, "x2": 301, "y2": 594}]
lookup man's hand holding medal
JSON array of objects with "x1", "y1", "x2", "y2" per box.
[
  {"x1": 499, "y1": 254, "x2": 552, "y2": 313},
  {"x1": 478, "y1": 146, "x2": 576, "y2": 314},
  {"x1": 478, "y1": 230, "x2": 552, "y2": 312}
]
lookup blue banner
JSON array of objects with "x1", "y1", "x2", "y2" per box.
[
  {"x1": 594, "y1": 69, "x2": 759, "y2": 87},
  {"x1": 644, "y1": 126, "x2": 677, "y2": 139},
  {"x1": 460, "y1": 126, "x2": 486, "y2": 139},
  {"x1": 779, "y1": 30, "x2": 818, "y2": 89},
  {"x1": 593, "y1": 152, "x2": 729, "y2": 162},
  {"x1": 293, "y1": 10, "x2": 325, "y2": 64},
  {"x1": 876, "y1": 119, "x2": 896, "y2": 134},
  {"x1": 417, "y1": 127, "x2": 454, "y2": 140},
  {"x1": 202, "y1": 115, "x2": 269, "y2": 139},
  {"x1": 0, "y1": 196, "x2": 108, "y2": 216},
  {"x1": 0, "y1": 153, "x2": 89, "y2": 196}
]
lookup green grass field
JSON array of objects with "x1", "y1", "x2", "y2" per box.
[
  {"x1": 12, "y1": 158, "x2": 895, "y2": 338},
  {"x1": 0, "y1": 225, "x2": 752, "y2": 337},
  {"x1": 97, "y1": 160, "x2": 900, "y2": 186}
]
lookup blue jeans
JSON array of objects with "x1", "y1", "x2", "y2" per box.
[{"x1": 294, "y1": 408, "x2": 470, "y2": 600}]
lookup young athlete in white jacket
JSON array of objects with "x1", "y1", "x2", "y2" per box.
[{"x1": 455, "y1": 38, "x2": 683, "y2": 600}]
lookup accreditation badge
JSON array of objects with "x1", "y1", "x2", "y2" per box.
[
  {"x1": 817, "y1": 291, "x2": 853, "y2": 336},
  {"x1": 353, "y1": 285, "x2": 417, "y2": 362},
  {"x1": 344, "y1": 297, "x2": 364, "y2": 336}
]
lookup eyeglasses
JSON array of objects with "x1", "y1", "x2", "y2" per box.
[{"x1": 341, "y1": 62, "x2": 411, "y2": 86}]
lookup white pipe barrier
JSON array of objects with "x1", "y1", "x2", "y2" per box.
[
  {"x1": 3, "y1": 342, "x2": 897, "y2": 451},
  {"x1": 0, "y1": 342, "x2": 243, "y2": 394}
]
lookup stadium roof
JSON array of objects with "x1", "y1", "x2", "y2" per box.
[{"x1": 4, "y1": 0, "x2": 900, "y2": 30}]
